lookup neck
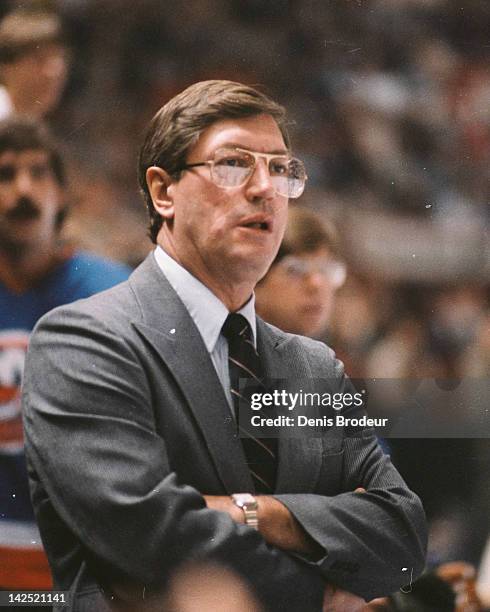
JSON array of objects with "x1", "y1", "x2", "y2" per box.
[
  {"x1": 157, "y1": 235, "x2": 255, "y2": 312},
  {"x1": 200, "y1": 273, "x2": 254, "y2": 312},
  {"x1": 0, "y1": 240, "x2": 62, "y2": 293}
]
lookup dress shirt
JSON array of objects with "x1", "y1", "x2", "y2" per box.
[{"x1": 154, "y1": 246, "x2": 256, "y2": 409}]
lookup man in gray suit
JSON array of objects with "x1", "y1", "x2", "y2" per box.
[{"x1": 22, "y1": 80, "x2": 426, "y2": 611}]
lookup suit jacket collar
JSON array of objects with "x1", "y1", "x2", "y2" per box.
[{"x1": 128, "y1": 254, "x2": 322, "y2": 495}]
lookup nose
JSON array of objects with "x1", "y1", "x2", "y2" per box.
[
  {"x1": 244, "y1": 158, "x2": 276, "y2": 201},
  {"x1": 304, "y1": 271, "x2": 328, "y2": 292},
  {"x1": 14, "y1": 168, "x2": 35, "y2": 196},
  {"x1": 43, "y1": 54, "x2": 67, "y2": 79}
]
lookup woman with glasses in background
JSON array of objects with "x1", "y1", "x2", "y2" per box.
[{"x1": 256, "y1": 206, "x2": 346, "y2": 339}]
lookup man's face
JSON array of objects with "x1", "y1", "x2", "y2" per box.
[
  {"x1": 0, "y1": 149, "x2": 63, "y2": 252},
  {"x1": 256, "y1": 247, "x2": 343, "y2": 338},
  {"x1": 159, "y1": 114, "x2": 290, "y2": 288},
  {"x1": 3, "y1": 43, "x2": 68, "y2": 118}
]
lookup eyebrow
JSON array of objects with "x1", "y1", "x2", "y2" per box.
[{"x1": 219, "y1": 143, "x2": 290, "y2": 155}]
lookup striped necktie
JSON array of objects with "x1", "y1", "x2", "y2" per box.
[{"x1": 222, "y1": 313, "x2": 277, "y2": 493}]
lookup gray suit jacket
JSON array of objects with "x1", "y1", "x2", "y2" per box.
[{"x1": 22, "y1": 254, "x2": 426, "y2": 611}]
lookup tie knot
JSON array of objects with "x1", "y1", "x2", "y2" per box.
[{"x1": 222, "y1": 313, "x2": 251, "y2": 342}]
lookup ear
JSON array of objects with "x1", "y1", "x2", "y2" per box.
[{"x1": 146, "y1": 166, "x2": 175, "y2": 221}]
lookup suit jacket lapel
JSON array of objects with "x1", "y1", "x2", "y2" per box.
[
  {"x1": 257, "y1": 319, "x2": 323, "y2": 494},
  {"x1": 129, "y1": 254, "x2": 253, "y2": 493}
]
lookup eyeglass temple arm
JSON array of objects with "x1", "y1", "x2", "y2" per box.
[{"x1": 181, "y1": 162, "x2": 209, "y2": 170}]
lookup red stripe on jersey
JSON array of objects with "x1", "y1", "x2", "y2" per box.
[{"x1": 0, "y1": 546, "x2": 52, "y2": 589}]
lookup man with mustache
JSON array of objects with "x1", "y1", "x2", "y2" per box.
[
  {"x1": 22, "y1": 81, "x2": 426, "y2": 611},
  {"x1": 0, "y1": 118, "x2": 130, "y2": 595}
]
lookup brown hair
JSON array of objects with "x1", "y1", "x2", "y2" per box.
[
  {"x1": 274, "y1": 207, "x2": 340, "y2": 263},
  {"x1": 0, "y1": 116, "x2": 65, "y2": 187},
  {"x1": 138, "y1": 80, "x2": 290, "y2": 243},
  {"x1": 0, "y1": 10, "x2": 64, "y2": 64}
]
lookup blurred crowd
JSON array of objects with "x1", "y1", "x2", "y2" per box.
[{"x1": 0, "y1": 0, "x2": 488, "y2": 608}]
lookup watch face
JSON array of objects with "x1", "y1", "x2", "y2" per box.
[
  {"x1": 232, "y1": 493, "x2": 259, "y2": 529},
  {"x1": 232, "y1": 493, "x2": 257, "y2": 508}
]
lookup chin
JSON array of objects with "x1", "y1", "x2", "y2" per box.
[
  {"x1": 231, "y1": 251, "x2": 274, "y2": 278},
  {"x1": 299, "y1": 318, "x2": 329, "y2": 339}
]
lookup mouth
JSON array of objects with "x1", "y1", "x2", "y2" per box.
[
  {"x1": 6, "y1": 211, "x2": 40, "y2": 222},
  {"x1": 302, "y1": 303, "x2": 324, "y2": 314},
  {"x1": 6, "y1": 199, "x2": 40, "y2": 222},
  {"x1": 238, "y1": 216, "x2": 272, "y2": 232}
]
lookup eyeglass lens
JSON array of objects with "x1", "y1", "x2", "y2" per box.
[
  {"x1": 282, "y1": 257, "x2": 347, "y2": 286},
  {"x1": 211, "y1": 149, "x2": 305, "y2": 198}
]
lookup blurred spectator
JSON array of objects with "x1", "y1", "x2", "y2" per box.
[
  {"x1": 477, "y1": 537, "x2": 490, "y2": 609},
  {"x1": 162, "y1": 563, "x2": 263, "y2": 612},
  {"x1": 0, "y1": 118, "x2": 130, "y2": 592},
  {"x1": 0, "y1": 8, "x2": 69, "y2": 120},
  {"x1": 365, "y1": 561, "x2": 483, "y2": 611},
  {"x1": 105, "y1": 562, "x2": 263, "y2": 612},
  {"x1": 436, "y1": 561, "x2": 483, "y2": 612},
  {"x1": 255, "y1": 207, "x2": 346, "y2": 338},
  {"x1": 365, "y1": 571, "x2": 456, "y2": 611}
]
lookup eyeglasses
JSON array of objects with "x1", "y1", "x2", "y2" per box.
[
  {"x1": 180, "y1": 147, "x2": 307, "y2": 198},
  {"x1": 279, "y1": 256, "x2": 347, "y2": 288}
]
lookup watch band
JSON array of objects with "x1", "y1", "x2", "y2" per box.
[{"x1": 231, "y1": 493, "x2": 259, "y2": 530}]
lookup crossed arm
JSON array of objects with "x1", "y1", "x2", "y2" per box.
[{"x1": 205, "y1": 493, "x2": 330, "y2": 555}]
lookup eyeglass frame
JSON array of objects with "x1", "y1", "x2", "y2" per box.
[
  {"x1": 278, "y1": 255, "x2": 347, "y2": 288},
  {"x1": 177, "y1": 146, "x2": 308, "y2": 198}
]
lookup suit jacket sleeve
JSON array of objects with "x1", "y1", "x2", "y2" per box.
[
  {"x1": 22, "y1": 305, "x2": 325, "y2": 612},
  {"x1": 273, "y1": 339, "x2": 427, "y2": 601}
]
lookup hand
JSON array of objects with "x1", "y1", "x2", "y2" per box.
[
  {"x1": 322, "y1": 584, "x2": 365, "y2": 612},
  {"x1": 203, "y1": 495, "x2": 244, "y2": 523}
]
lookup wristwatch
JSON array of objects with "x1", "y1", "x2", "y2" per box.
[{"x1": 231, "y1": 493, "x2": 259, "y2": 530}]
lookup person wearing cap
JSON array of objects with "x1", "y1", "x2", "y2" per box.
[{"x1": 0, "y1": 9, "x2": 69, "y2": 120}]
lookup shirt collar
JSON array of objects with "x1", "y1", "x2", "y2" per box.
[{"x1": 154, "y1": 246, "x2": 257, "y2": 352}]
